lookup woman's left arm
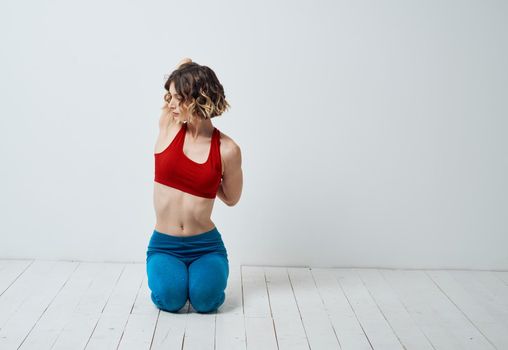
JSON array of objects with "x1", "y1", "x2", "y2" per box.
[{"x1": 217, "y1": 145, "x2": 243, "y2": 206}]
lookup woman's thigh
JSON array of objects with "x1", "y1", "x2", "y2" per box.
[
  {"x1": 146, "y1": 253, "x2": 189, "y2": 312},
  {"x1": 188, "y1": 252, "x2": 229, "y2": 313}
]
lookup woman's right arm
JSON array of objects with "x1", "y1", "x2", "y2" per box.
[
  {"x1": 158, "y1": 57, "x2": 191, "y2": 131},
  {"x1": 158, "y1": 101, "x2": 174, "y2": 132}
]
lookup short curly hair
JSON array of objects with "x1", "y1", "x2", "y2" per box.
[{"x1": 163, "y1": 62, "x2": 230, "y2": 120}]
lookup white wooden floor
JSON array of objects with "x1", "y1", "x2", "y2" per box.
[{"x1": 0, "y1": 260, "x2": 507, "y2": 350}]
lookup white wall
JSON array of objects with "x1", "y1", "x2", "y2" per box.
[{"x1": 1, "y1": 0, "x2": 506, "y2": 269}]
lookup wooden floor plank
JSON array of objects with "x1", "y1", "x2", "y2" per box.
[
  {"x1": 0, "y1": 260, "x2": 60, "y2": 329},
  {"x1": 18, "y1": 262, "x2": 107, "y2": 350},
  {"x1": 0, "y1": 260, "x2": 33, "y2": 297},
  {"x1": 149, "y1": 301, "x2": 189, "y2": 350},
  {"x1": 84, "y1": 263, "x2": 146, "y2": 350},
  {"x1": 333, "y1": 268, "x2": 405, "y2": 350},
  {"x1": 356, "y1": 268, "x2": 435, "y2": 350},
  {"x1": 216, "y1": 262, "x2": 247, "y2": 350},
  {"x1": 312, "y1": 267, "x2": 372, "y2": 350},
  {"x1": 382, "y1": 269, "x2": 494, "y2": 350},
  {"x1": 117, "y1": 274, "x2": 160, "y2": 350},
  {"x1": 242, "y1": 265, "x2": 278, "y2": 350},
  {"x1": 50, "y1": 263, "x2": 125, "y2": 350},
  {"x1": 288, "y1": 267, "x2": 341, "y2": 349},
  {"x1": 471, "y1": 270, "x2": 508, "y2": 319},
  {"x1": 493, "y1": 271, "x2": 508, "y2": 285},
  {"x1": 265, "y1": 266, "x2": 309, "y2": 350},
  {"x1": 426, "y1": 270, "x2": 508, "y2": 349},
  {"x1": 0, "y1": 261, "x2": 78, "y2": 349},
  {"x1": 449, "y1": 270, "x2": 508, "y2": 327},
  {"x1": 0, "y1": 259, "x2": 507, "y2": 350}
]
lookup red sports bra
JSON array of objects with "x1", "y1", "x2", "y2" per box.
[{"x1": 154, "y1": 122, "x2": 223, "y2": 199}]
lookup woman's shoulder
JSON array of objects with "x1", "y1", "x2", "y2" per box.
[
  {"x1": 217, "y1": 128, "x2": 241, "y2": 170},
  {"x1": 217, "y1": 128, "x2": 240, "y2": 152}
]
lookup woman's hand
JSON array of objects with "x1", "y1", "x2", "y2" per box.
[
  {"x1": 160, "y1": 90, "x2": 173, "y2": 125},
  {"x1": 158, "y1": 57, "x2": 191, "y2": 127},
  {"x1": 159, "y1": 100, "x2": 174, "y2": 129},
  {"x1": 176, "y1": 57, "x2": 192, "y2": 69},
  {"x1": 161, "y1": 100, "x2": 170, "y2": 113}
]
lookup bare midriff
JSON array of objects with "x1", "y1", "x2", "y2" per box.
[{"x1": 153, "y1": 181, "x2": 217, "y2": 237}]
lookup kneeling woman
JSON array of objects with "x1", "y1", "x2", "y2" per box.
[{"x1": 146, "y1": 58, "x2": 243, "y2": 313}]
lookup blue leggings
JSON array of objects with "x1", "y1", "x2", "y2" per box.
[{"x1": 146, "y1": 226, "x2": 229, "y2": 313}]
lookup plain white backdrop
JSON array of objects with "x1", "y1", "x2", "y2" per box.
[{"x1": 0, "y1": 0, "x2": 506, "y2": 269}]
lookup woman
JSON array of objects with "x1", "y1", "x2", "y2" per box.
[{"x1": 146, "y1": 58, "x2": 243, "y2": 314}]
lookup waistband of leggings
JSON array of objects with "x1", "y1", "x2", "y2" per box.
[{"x1": 151, "y1": 226, "x2": 221, "y2": 242}]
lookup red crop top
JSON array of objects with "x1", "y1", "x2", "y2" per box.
[{"x1": 154, "y1": 122, "x2": 223, "y2": 199}]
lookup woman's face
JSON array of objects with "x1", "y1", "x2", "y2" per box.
[{"x1": 166, "y1": 81, "x2": 186, "y2": 120}]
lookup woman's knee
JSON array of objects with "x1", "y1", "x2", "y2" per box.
[
  {"x1": 188, "y1": 253, "x2": 229, "y2": 313},
  {"x1": 146, "y1": 253, "x2": 189, "y2": 312},
  {"x1": 189, "y1": 288, "x2": 226, "y2": 313},
  {"x1": 150, "y1": 289, "x2": 187, "y2": 313}
]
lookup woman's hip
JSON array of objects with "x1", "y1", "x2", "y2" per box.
[{"x1": 146, "y1": 226, "x2": 228, "y2": 262}]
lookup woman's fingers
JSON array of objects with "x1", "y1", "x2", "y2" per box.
[
  {"x1": 161, "y1": 100, "x2": 170, "y2": 110},
  {"x1": 176, "y1": 57, "x2": 192, "y2": 68}
]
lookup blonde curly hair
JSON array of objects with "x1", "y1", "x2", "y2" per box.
[{"x1": 163, "y1": 62, "x2": 231, "y2": 120}]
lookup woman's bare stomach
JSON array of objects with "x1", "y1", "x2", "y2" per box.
[{"x1": 153, "y1": 182, "x2": 216, "y2": 237}]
